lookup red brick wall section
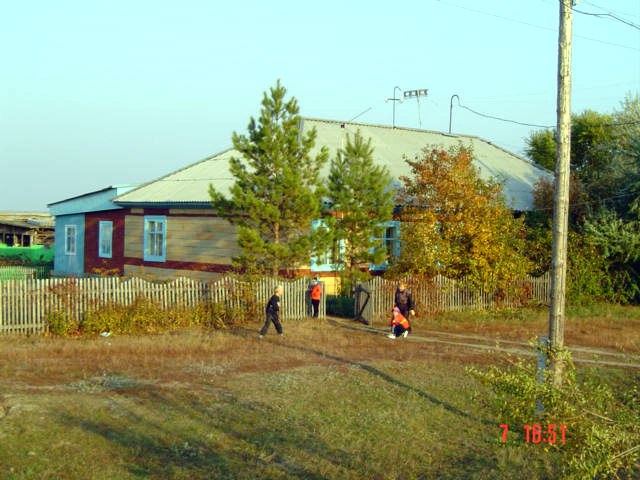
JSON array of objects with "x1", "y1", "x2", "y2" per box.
[{"x1": 84, "y1": 209, "x2": 128, "y2": 275}]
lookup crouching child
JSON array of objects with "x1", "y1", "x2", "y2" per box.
[{"x1": 388, "y1": 306, "x2": 410, "y2": 339}]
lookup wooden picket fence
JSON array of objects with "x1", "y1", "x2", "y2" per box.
[
  {"x1": 355, "y1": 273, "x2": 551, "y2": 326},
  {"x1": 0, "y1": 265, "x2": 52, "y2": 280},
  {"x1": 0, "y1": 276, "x2": 325, "y2": 335}
]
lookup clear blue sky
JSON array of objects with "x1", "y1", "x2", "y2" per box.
[{"x1": 2, "y1": 0, "x2": 639, "y2": 212}]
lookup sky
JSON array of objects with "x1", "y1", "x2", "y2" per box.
[{"x1": 2, "y1": 0, "x2": 639, "y2": 212}]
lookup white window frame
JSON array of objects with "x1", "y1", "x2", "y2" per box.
[
  {"x1": 98, "y1": 221, "x2": 113, "y2": 259},
  {"x1": 143, "y1": 215, "x2": 167, "y2": 262},
  {"x1": 64, "y1": 224, "x2": 77, "y2": 256}
]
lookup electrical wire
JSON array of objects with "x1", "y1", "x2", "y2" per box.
[
  {"x1": 561, "y1": 0, "x2": 640, "y2": 31},
  {"x1": 582, "y1": 0, "x2": 640, "y2": 20},
  {"x1": 434, "y1": 0, "x2": 640, "y2": 51},
  {"x1": 529, "y1": 191, "x2": 639, "y2": 212},
  {"x1": 452, "y1": 97, "x2": 640, "y2": 130}
]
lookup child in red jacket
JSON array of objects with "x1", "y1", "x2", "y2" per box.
[{"x1": 388, "y1": 306, "x2": 410, "y2": 339}]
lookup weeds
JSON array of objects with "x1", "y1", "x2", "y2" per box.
[{"x1": 468, "y1": 348, "x2": 640, "y2": 479}]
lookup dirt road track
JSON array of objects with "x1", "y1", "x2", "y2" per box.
[{"x1": 326, "y1": 317, "x2": 640, "y2": 370}]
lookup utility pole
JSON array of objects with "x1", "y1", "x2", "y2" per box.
[{"x1": 548, "y1": 0, "x2": 574, "y2": 386}]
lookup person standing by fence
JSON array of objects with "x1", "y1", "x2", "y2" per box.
[
  {"x1": 310, "y1": 279, "x2": 322, "y2": 318},
  {"x1": 260, "y1": 286, "x2": 284, "y2": 338},
  {"x1": 395, "y1": 282, "x2": 415, "y2": 320}
]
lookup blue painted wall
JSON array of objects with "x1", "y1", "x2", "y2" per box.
[{"x1": 53, "y1": 214, "x2": 85, "y2": 275}]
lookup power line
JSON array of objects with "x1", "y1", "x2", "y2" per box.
[
  {"x1": 456, "y1": 103, "x2": 553, "y2": 128},
  {"x1": 561, "y1": 0, "x2": 640, "y2": 31},
  {"x1": 582, "y1": 0, "x2": 640, "y2": 20},
  {"x1": 452, "y1": 98, "x2": 640, "y2": 130},
  {"x1": 530, "y1": 191, "x2": 639, "y2": 212},
  {"x1": 434, "y1": 0, "x2": 640, "y2": 51}
]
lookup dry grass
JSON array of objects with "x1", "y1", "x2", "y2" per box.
[
  {"x1": 0, "y1": 319, "x2": 498, "y2": 390},
  {"x1": 419, "y1": 304, "x2": 640, "y2": 353},
  {"x1": 0, "y1": 312, "x2": 637, "y2": 479}
]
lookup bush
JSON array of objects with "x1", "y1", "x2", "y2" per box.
[
  {"x1": 326, "y1": 295, "x2": 354, "y2": 318},
  {"x1": 467, "y1": 348, "x2": 640, "y2": 480},
  {"x1": 46, "y1": 310, "x2": 78, "y2": 336},
  {"x1": 79, "y1": 298, "x2": 238, "y2": 335}
]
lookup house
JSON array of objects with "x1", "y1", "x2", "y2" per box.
[
  {"x1": 49, "y1": 118, "x2": 553, "y2": 289},
  {"x1": 0, "y1": 213, "x2": 55, "y2": 247},
  {"x1": 47, "y1": 185, "x2": 140, "y2": 276}
]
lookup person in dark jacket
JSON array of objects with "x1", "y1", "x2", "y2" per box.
[
  {"x1": 259, "y1": 286, "x2": 284, "y2": 338},
  {"x1": 394, "y1": 282, "x2": 415, "y2": 321}
]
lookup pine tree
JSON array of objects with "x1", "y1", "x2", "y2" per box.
[
  {"x1": 209, "y1": 81, "x2": 329, "y2": 277},
  {"x1": 326, "y1": 130, "x2": 394, "y2": 293}
]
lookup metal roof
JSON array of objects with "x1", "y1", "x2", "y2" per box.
[{"x1": 114, "y1": 118, "x2": 553, "y2": 211}]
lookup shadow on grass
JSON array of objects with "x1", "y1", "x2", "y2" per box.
[
  {"x1": 57, "y1": 389, "x2": 351, "y2": 480},
  {"x1": 234, "y1": 324, "x2": 499, "y2": 428}
]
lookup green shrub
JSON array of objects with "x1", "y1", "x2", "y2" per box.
[
  {"x1": 46, "y1": 310, "x2": 78, "y2": 336},
  {"x1": 326, "y1": 295, "x2": 354, "y2": 318},
  {"x1": 467, "y1": 347, "x2": 640, "y2": 480}
]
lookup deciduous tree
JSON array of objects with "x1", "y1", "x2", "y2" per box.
[{"x1": 391, "y1": 144, "x2": 530, "y2": 290}]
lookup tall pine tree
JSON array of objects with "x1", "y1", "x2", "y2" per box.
[
  {"x1": 326, "y1": 130, "x2": 394, "y2": 293},
  {"x1": 209, "y1": 81, "x2": 329, "y2": 277}
]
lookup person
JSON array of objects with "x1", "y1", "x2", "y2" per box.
[
  {"x1": 394, "y1": 282, "x2": 415, "y2": 320},
  {"x1": 310, "y1": 279, "x2": 322, "y2": 318},
  {"x1": 259, "y1": 286, "x2": 284, "y2": 338},
  {"x1": 388, "y1": 306, "x2": 410, "y2": 339}
]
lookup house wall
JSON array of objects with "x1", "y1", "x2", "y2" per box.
[
  {"x1": 53, "y1": 214, "x2": 85, "y2": 275},
  {"x1": 84, "y1": 209, "x2": 128, "y2": 275},
  {"x1": 122, "y1": 210, "x2": 242, "y2": 276},
  {"x1": 123, "y1": 264, "x2": 225, "y2": 282}
]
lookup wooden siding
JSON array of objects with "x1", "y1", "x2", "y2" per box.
[
  {"x1": 169, "y1": 209, "x2": 218, "y2": 215},
  {"x1": 123, "y1": 264, "x2": 225, "y2": 282},
  {"x1": 166, "y1": 217, "x2": 240, "y2": 263},
  {"x1": 124, "y1": 215, "x2": 144, "y2": 258}
]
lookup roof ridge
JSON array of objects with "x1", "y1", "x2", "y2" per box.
[
  {"x1": 113, "y1": 147, "x2": 235, "y2": 201},
  {"x1": 302, "y1": 117, "x2": 552, "y2": 173}
]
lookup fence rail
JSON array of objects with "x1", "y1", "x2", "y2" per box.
[
  {"x1": 355, "y1": 273, "x2": 551, "y2": 326},
  {"x1": 0, "y1": 276, "x2": 325, "y2": 335}
]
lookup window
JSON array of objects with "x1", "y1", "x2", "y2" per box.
[
  {"x1": 370, "y1": 220, "x2": 400, "y2": 271},
  {"x1": 385, "y1": 226, "x2": 399, "y2": 258},
  {"x1": 143, "y1": 216, "x2": 166, "y2": 262},
  {"x1": 98, "y1": 221, "x2": 113, "y2": 258},
  {"x1": 310, "y1": 219, "x2": 344, "y2": 272},
  {"x1": 64, "y1": 225, "x2": 76, "y2": 255}
]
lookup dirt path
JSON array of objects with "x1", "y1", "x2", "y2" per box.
[{"x1": 326, "y1": 317, "x2": 640, "y2": 370}]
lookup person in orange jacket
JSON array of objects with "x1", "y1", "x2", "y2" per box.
[
  {"x1": 388, "y1": 306, "x2": 410, "y2": 339},
  {"x1": 310, "y1": 279, "x2": 322, "y2": 318}
]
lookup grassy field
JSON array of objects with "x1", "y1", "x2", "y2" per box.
[{"x1": 0, "y1": 306, "x2": 638, "y2": 479}]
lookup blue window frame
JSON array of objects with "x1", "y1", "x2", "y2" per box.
[
  {"x1": 143, "y1": 215, "x2": 167, "y2": 262},
  {"x1": 98, "y1": 221, "x2": 113, "y2": 258},
  {"x1": 370, "y1": 220, "x2": 400, "y2": 271}
]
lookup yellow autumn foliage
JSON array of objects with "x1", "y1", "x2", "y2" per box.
[{"x1": 390, "y1": 144, "x2": 531, "y2": 291}]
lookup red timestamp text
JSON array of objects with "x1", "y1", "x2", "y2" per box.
[{"x1": 500, "y1": 424, "x2": 566, "y2": 444}]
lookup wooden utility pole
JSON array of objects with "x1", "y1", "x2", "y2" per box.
[{"x1": 548, "y1": 0, "x2": 574, "y2": 386}]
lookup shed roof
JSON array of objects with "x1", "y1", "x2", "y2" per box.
[{"x1": 114, "y1": 118, "x2": 552, "y2": 211}]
